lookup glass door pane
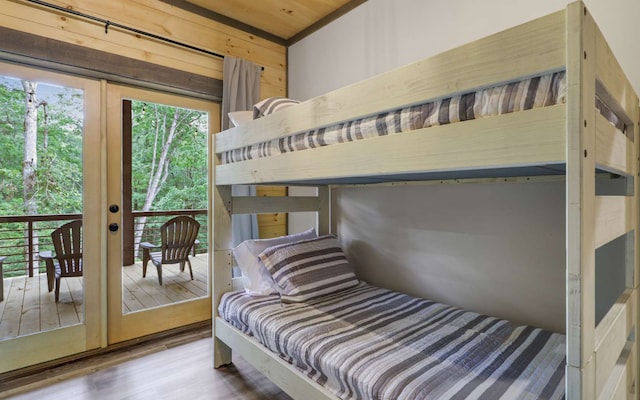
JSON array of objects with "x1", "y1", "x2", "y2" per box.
[
  {"x1": 0, "y1": 62, "x2": 103, "y2": 373},
  {"x1": 124, "y1": 99, "x2": 209, "y2": 313},
  {"x1": 0, "y1": 76, "x2": 84, "y2": 338},
  {"x1": 107, "y1": 84, "x2": 215, "y2": 344}
]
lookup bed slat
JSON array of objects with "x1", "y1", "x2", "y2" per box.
[
  {"x1": 595, "y1": 113, "x2": 636, "y2": 176},
  {"x1": 597, "y1": 341, "x2": 635, "y2": 400},
  {"x1": 595, "y1": 26, "x2": 638, "y2": 126},
  {"x1": 232, "y1": 196, "x2": 320, "y2": 214},
  {"x1": 594, "y1": 196, "x2": 634, "y2": 249},
  {"x1": 594, "y1": 289, "x2": 636, "y2": 397}
]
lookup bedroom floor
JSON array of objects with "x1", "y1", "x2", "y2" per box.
[{"x1": 1, "y1": 330, "x2": 291, "y2": 400}]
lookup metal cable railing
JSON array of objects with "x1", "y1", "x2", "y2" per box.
[{"x1": 0, "y1": 210, "x2": 207, "y2": 278}]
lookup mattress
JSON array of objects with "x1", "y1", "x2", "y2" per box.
[
  {"x1": 219, "y1": 283, "x2": 566, "y2": 400},
  {"x1": 220, "y1": 72, "x2": 569, "y2": 164}
]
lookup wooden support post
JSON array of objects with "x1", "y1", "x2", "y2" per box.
[
  {"x1": 566, "y1": 2, "x2": 596, "y2": 399},
  {"x1": 212, "y1": 133, "x2": 233, "y2": 368}
]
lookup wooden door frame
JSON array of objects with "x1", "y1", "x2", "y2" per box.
[
  {"x1": 106, "y1": 84, "x2": 216, "y2": 344},
  {"x1": 0, "y1": 62, "x2": 105, "y2": 373}
]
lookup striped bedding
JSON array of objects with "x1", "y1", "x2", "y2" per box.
[
  {"x1": 221, "y1": 71, "x2": 568, "y2": 164},
  {"x1": 219, "y1": 283, "x2": 566, "y2": 400}
]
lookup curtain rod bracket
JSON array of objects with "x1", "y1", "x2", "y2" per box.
[{"x1": 105, "y1": 21, "x2": 110, "y2": 34}]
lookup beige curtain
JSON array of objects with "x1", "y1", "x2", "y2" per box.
[
  {"x1": 221, "y1": 56, "x2": 261, "y2": 130},
  {"x1": 222, "y1": 56, "x2": 262, "y2": 246}
]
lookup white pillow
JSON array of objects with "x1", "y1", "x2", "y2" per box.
[
  {"x1": 228, "y1": 110, "x2": 253, "y2": 127},
  {"x1": 232, "y1": 227, "x2": 317, "y2": 295}
]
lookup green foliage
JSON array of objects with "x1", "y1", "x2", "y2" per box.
[
  {"x1": 0, "y1": 78, "x2": 26, "y2": 203},
  {"x1": 131, "y1": 101, "x2": 208, "y2": 211},
  {"x1": 0, "y1": 80, "x2": 209, "y2": 217},
  {"x1": 0, "y1": 78, "x2": 209, "y2": 276}
]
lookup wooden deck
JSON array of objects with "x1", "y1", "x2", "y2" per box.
[{"x1": 0, "y1": 254, "x2": 209, "y2": 341}]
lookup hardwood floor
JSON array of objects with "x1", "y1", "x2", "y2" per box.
[
  {"x1": 0, "y1": 255, "x2": 209, "y2": 340},
  {"x1": 1, "y1": 331, "x2": 291, "y2": 400}
]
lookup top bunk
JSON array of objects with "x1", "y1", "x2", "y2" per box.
[{"x1": 213, "y1": 2, "x2": 639, "y2": 187}]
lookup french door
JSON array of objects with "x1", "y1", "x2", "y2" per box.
[
  {"x1": 0, "y1": 63, "x2": 217, "y2": 373},
  {"x1": 0, "y1": 62, "x2": 103, "y2": 373},
  {"x1": 106, "y1": 84, "x2": 216, "y2": 343}
]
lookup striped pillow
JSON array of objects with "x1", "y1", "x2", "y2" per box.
[
  {"x1": 253, "y1": 97, "x2": 299, "y2": 119},
  {"x1": 258, "y1": 235, "x2": 359, "y2": 303}
]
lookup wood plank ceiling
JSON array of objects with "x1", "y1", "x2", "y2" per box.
[{"x1": 169, "y1": 0, "x2": 367, "y2": 45}]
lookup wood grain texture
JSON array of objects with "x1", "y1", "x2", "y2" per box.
[
  {"x1": 595, "y1": 113, "x2": 636, "y2": 176},
  {"x1": 105, "y1": 85, "x2": 217, "y2": 346},
  {"x1": 216, "y1": 106, "x2": 566, "y2": 185},
  {"x1": 233, "y1": 196, "x2": 319, "y2": 215},
  {"x1": 565, "y1": 7, "x2": 596, "y2": 400},
  {"x1": 594, "y1": 289, "x2": 636, "y2": 397},
  {"x1": 1, "y1": 0, "x2": 287, "y2": 99},
  {"x1": 0, "y1": 275, "x2": 82, "y2": 341},
  {"x1": 215, "y1": 9, "x2": 566, "y2": 153},
  {"x1": 184, "y1": 0, "x2": 354, "y2": 41},
  {"x1": 208, "y1": 2, "x2": 640, "y2": 399},
  {"x1": 2, "y1": 333, "x2": 291, "y2": 400},
  {"x1": 0, "y1": 26, "x2": 222, "y2": 98},
  {"x1": 216, "y1": 317, "x2": 337, "y2": 400},
  {"x1": 594, "y1": 23, "x2": 637, "y2": 125},
  {"x1": 256, "y1": 186, "x2": 287, "y2": 239},
  {"x1": 594, "y1": 196, "x2": 635, "y2": 249},
  {"x1": 212, "y1": 176, "x2": 232, "y2": 367}
]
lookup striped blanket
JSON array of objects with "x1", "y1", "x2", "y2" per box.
[
  {"x1": 219, "y1": 283, "x2": 566, "y2": 400},
  {"x1": 221, "y1": 71, "x2": 568, "y2": 164}
]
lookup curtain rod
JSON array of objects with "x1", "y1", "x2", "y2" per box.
[{"x1": 25, "y1": 0, "x2": 263, "y2": 69}]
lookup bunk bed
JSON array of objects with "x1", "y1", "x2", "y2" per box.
[{"x1": 211, "y1": 2, "x2": 640, "y2": 399}]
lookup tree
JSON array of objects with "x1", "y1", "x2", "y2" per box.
[
  {"x1": 22, "y1": 81, "x2": 40, "y2": 267},
  {"x1": 22, "y1": 81, "x2": 38, "y2": 217},
  {"x1": 131, "y1": 102, "x2": 208, "y2": 255},
  {"x1": 0, "y1": 78, "x2": 208, "y2": 274},
  {"x1": 0, "y1": 77, "x2": 83, "y2": 276},
  {"x1": 0, "y1": 79, "x2": 26, "y2": 215}
]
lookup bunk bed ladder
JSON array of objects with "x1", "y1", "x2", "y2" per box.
[{"x1": 566, "y1": 2, "x2": 640, "y2": 399}]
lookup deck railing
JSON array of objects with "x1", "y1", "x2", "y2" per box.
[{"x1": 0, "y1": 210, "x2": 207, "y2": 278}]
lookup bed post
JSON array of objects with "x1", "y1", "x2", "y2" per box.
[
  {"x1": 566, "y1": 2, "x2": 596, "y2": 398},
  {"x1": 635, "y1": 112, "x2": 640, "y2": 400},
  {"x1": 212, "y1": 179, "x2": 233, "y2": 368}
]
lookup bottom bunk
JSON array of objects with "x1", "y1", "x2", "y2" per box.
[{"x1": 216, "y1": 274, "x2": 565, "y2": 399}]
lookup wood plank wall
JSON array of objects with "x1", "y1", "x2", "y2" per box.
[
  {"x1": 1, "y1": 0, "x2": 288, "y2": 238},
  {"x1": 2, "y1": 0, "x2": 286, "y2": 97},
  {"x1": 256, "y1": 186, "x2": 288, "y2": 239}
]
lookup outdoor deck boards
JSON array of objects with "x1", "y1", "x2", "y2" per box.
[{"x1": 0, "y1": 254, "x2": 209, "y2": 340}]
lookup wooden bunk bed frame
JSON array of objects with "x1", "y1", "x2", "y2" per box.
[{"x1": 211, "y1": 2, "x2": 640, "y2": 399}]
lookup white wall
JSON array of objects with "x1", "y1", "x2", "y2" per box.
[
  {"x1": 334, "y1": 181, "x2": 566, "y2": 333},
  {"x1": 287, "y1": 0, "x2": 640, "y2": 333},
  {"x1": 289, "y1": 0, "x2": 640, "y2": 100}
]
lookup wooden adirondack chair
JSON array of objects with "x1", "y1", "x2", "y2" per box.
[
  {"x1": 39, "y1": 220, "x2": 83, "y2": 302},
  {"x1": 140, "y1": 215, "x2": 200, "y2": 285}
]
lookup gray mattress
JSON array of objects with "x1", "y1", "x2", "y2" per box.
[
  {"x1": 219, "y1": 282, "x2": 566, "y2": 400},
  {"x1": 221, "y1": 71, "x2": 569, "y2": 164},
  {"x1": 221, "y1": 70, "x2": 626, "y2": 168}
]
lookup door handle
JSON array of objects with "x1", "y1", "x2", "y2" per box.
[
  {"x1": 109, "y1": 204, "x2": 119, "y2": 213},
  {"x1": 108, "y1": 223, "x2": 119, "y2": 232}
]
